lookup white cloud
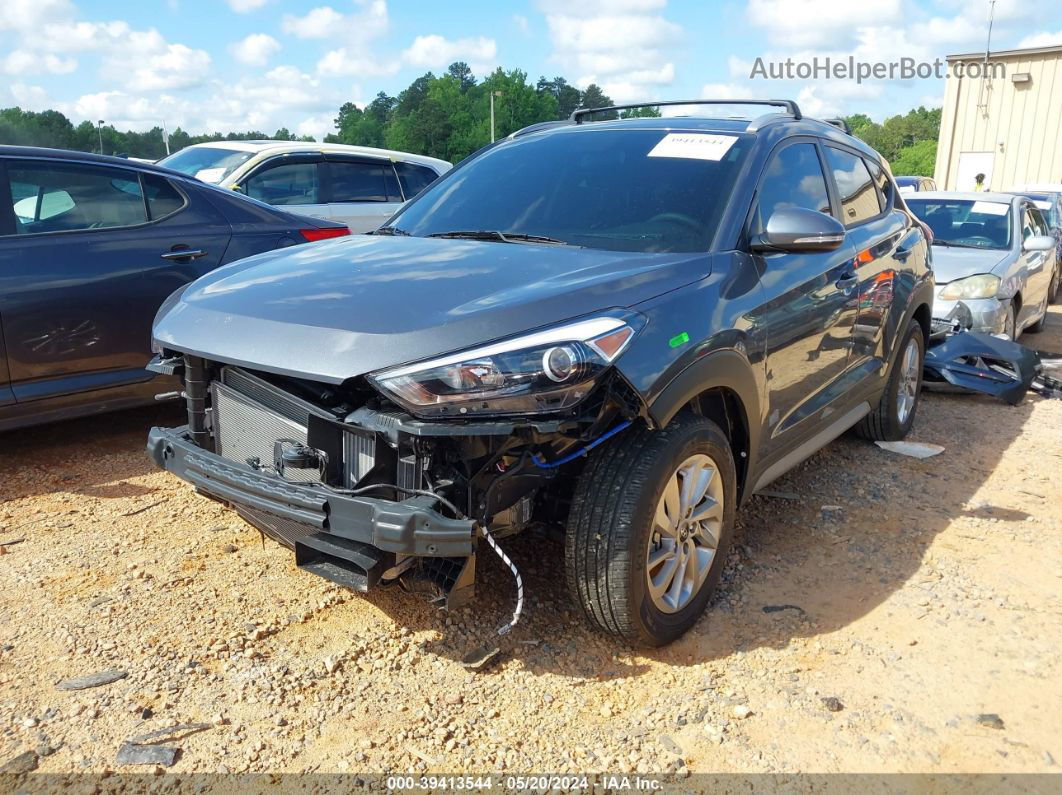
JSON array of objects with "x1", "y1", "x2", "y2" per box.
[
  {"x1": 9, "y1": 82, "x2": 49, "y2": 109},
  {"x1": 317, "y1": 48, "x2": 401, "y2": 77},
  {"x1": 229, "y1": 32, "x2": 280, "y2": 66},
  {"x1": 538, "y1": 0, "x2": 681, "y2": 101},
  {"x1": 3, "y1": 49, "x2": 76, "y2": 75},
  {"x1": 1017, "y1": 30, "x2": 1062, "y2": 49},
  {"x1": 746, "y1": 0, "x2": 902, "y2": 47},
  {"x1": 62, "y1": 64, "x2": 346, "y2": 140},
  {"x1": 281, "y1": 6, "x2": 345, "y2": 39},
  {"x1": 282, "y1": 0, "x2": 388, "y2": 40},
  {"x1": 225, "y1": 0, "x2": 268, "y2": 12},
  {"x1": 402, "y1": 35, "x2": 497, "y2": 68},
  {"x1": 0, "y1": 0, "x2": 73, "y2": 31},
  {"x1": 98, "y1": 30, "x2": 212, "y2": 92}
]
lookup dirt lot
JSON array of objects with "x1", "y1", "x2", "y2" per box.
[{"x1": 2, "y1": 310, "x2": 1061, "y2": 777}]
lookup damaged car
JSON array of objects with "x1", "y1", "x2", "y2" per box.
[{"x1": 147, "y1": 99, "x2": 933, "y2": 646}]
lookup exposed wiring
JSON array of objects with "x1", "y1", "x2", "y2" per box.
[
  {"x1": 531, "y1": 420, "x2": 632, "y2": 469},
  {"x1": 319, "y1": 482, "x2": 466, "y2": 520},
  {"x1": 479, "y1": 524, "x2": 523, "y2": 635}
]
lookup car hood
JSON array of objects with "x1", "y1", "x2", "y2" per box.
[
  {"x1": 931, "y1": 246, "x2": 1011, "y2": 284},
  {"x1": 153, "y1": 235, "x2": 711, "y2": 383}
]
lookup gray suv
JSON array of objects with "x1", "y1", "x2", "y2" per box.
[{"x1": 147, "y1": 100, "x2": 933, "y2": 646}]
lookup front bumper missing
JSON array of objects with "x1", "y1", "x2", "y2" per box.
[{"x1": 147, "y1": 423, "x2": 476, "y2": 567}]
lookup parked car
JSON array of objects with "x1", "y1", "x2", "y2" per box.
[
  {"x1": 147, "y1": 99, "x2": 933, "y2": 646},
  {"x1": 0, "y1": 145, "x2": 350, "y2": 431},
  {"x1": 895, "y1": 176, "x2": 937, "y2": 194},
  {"x1": 905, "y1": 192, "x2": 1057, "y2": 337},
  {"x1": 157, "y1": 141, "x2": 452, "y2": 234},
  {"x1": 1008, "y1": 188, "x2": 1062, "y2": 299}
]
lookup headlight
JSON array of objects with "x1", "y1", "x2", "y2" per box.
[
  {"x1": 368, "y1": 315, "x2": 642, "y2": 418},
  {"x1": 938, "y1": 273, "x2": 1000, "y2": 300}
]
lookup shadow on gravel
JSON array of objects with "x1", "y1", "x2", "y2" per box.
[{"x1": 0, "y1": 402, "x2": 184, "y2": 502}]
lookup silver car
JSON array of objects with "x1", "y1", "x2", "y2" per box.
[{"x1": 906, "y1": 192, "x2": 1057, "y2": 338}]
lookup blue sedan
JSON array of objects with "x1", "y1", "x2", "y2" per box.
[{"x1": 0, "y1": 146, "x2": 350, "y2": 431}]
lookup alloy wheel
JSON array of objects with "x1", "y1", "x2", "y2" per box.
[
  {"x1": 896, "y1": 337, "x2": 920, "y2": 425},
  {"x1": 646, "y1": 454, "x2": 724, "y2": 614}
]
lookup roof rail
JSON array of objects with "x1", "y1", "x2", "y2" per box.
[
  {"x1": 509, "y1": 120, "x2": 572, "y2": 139},
  {"x1": 570, "y1": 98, "x2": 801, "y2": 123},
  {"x1": 823, "y1": 118, "x2": 852, "y2": 134}
]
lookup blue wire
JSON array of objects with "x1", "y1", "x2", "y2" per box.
[{"x1": 531, "y1": 420, "x2": 633, "y2": 469}]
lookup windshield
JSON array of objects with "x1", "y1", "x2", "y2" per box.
[
  {"x1": 906, "y1": 198, "x2": 1012, "y2": 250},
  {"x1": 389, "y1": 128, "x2": 751, "y2": 253},
  {"x1": 157, "y1": 147, "x2": 254, "y2": 183}
]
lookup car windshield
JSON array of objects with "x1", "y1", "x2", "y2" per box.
[
  {"x1": 389, "y1": 128, "x2": 752, "y2": 253},
  {"x1": 906, "y1": 198, "x2": 1012, "y2": 250},
  {"x1": 157, "y1": 147, "x2": 254, "y2": 183}
]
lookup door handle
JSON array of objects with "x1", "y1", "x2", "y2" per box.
[
  {"x1": 835, "y1": 272, "x2": 858, "y2": 291},
  {"x1": 161, "y1": 249, "x2": 208, "y2": 261}
]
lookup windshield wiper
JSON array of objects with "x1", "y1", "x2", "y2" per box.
[
  {"x1": 373, "y1": 225, "x2": 410, "y2": 236},
  {"x1": 934, "y1": 240, "x2": 985, "y2": 249},
  {"x1": 426, "y1": 230, "x2": 573, "y2": 246}
]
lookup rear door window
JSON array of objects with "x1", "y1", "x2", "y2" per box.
[
  {"x1": 755, "y1": 142, "x2": 832, "y2": 231},
  {"x1": 823, "y1": 147, "x2": 879, "y2": 227},
  {"x1": 244, "y1": 161, "x2": 320, "y2": 206},
  {"x1": 328, "y1": 161, "x2": 401, "y2": 203},
  {"x1": 7, "y1": 161, "x2": 147, "y2": 234},
  {"x1": 394, "y1": 162, "x2": 440, "y2": 200}
]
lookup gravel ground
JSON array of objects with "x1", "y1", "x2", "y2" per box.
[{"x1": 2, "y1": 309, "x2": 1061, "y2": 777}]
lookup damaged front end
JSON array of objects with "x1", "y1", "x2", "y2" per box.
[{"x1": 147, "y1": 343, "x2": 644, "y2": 618}]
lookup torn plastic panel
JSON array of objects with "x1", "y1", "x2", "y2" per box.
[{"x1": 923, "y1": 329, "x2": 1058, "y2": 405}]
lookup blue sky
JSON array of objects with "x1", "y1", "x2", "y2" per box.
[{"x1": 1, "y1": 0, "x2": 1059, "y2": 139}]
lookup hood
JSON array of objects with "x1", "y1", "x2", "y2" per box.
[
  {"x1": 931, "y1": 245, "x2": 1010, "y2": 284},
  {"x1": 153, "y1": 235, "x2": 711, "y2": 383}
]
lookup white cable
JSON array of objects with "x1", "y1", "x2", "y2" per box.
[{"x1": 479, "y1": 525, "x2": 523, "y2": 635}]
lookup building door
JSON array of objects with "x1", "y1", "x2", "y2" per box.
[{"x1": 956, "y1": 151, "x2": 994, "y2": 191}]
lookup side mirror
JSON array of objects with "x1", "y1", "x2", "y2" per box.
[
  {"x1": 751, "y1": 207, "x2": 846, "y2": 253},
  {"x1": 1023, "y1": 235, "x2": 1054, "y2": 252}
]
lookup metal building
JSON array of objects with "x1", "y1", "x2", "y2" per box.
[{"x1": 935, "y1": 44, "x2": 1062, "y2": 191}]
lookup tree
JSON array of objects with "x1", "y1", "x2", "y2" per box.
[
  {"x1": 890, "y1": 139, "x2": 937, "y2": 176},
  {"x1": 577, "y1": 84, "x2": 616, "y2": 119},
  {"x1": 620, "y1": 106, "x2": 662, "y2": 118},
  {"x1": 536, "y1": 76, "x2": 582, "y2": 119},
  {"x1": 447, "y1": 62, "x2": 476, "y2": 93}
]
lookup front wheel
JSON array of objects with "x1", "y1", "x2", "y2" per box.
[
  {"x1": 565, "y1": 414, "x2": 736, "y2": 647},
  {"x1": 855, "y1": 319, "x2": 924, "y2": 442}
]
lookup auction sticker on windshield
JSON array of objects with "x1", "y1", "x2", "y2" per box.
[
  {"x1": 971, "y1": 201, "x2": 1009, "y2": 216},
  {"x1": 648, "y1": 133, "x2": 738, "y2": 161}
]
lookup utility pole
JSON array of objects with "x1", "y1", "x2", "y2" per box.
[
  {"x1": 97, "y1": 120, "x2": 105, "y2": 155},
  {"x1": 162, "y1": 121, "x2": 171, "y2": 156},
  {"x1": 490, "y1": 90, "x2": 502, "y2": 142}
]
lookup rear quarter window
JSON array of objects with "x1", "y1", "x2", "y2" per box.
[{"x1": 823, "y1": 146, "x2": 879, "y2": 227}]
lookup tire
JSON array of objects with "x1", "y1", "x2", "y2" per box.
[
  {"x1": 855, "y1": 319, "x2": 924, "y2": 442},
  {"x1": 565, "y1": 413, "x2": 737, "y2": 647},
  {"x1": 1049, "y1": 259, "x2": 1060, "y2": 304}
]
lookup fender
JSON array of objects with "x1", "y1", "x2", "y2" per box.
[{"x1": 647, "y1": 348, "x2": 763, "y2": 497}]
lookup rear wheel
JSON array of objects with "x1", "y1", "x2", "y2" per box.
[
  {"x1": 565, "y1": 414, "x2": 736, "y2": 646},
  {"x1": 855, "y1": 319, "x2": 924, "y2": 442}
]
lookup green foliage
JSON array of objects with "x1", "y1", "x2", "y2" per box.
[
  {"x1": 889, "y1": 139, "x2": 937, "y2": 176},
  {"x1": 844, "y1": 106, "x2": 941, "y2": 175}
]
